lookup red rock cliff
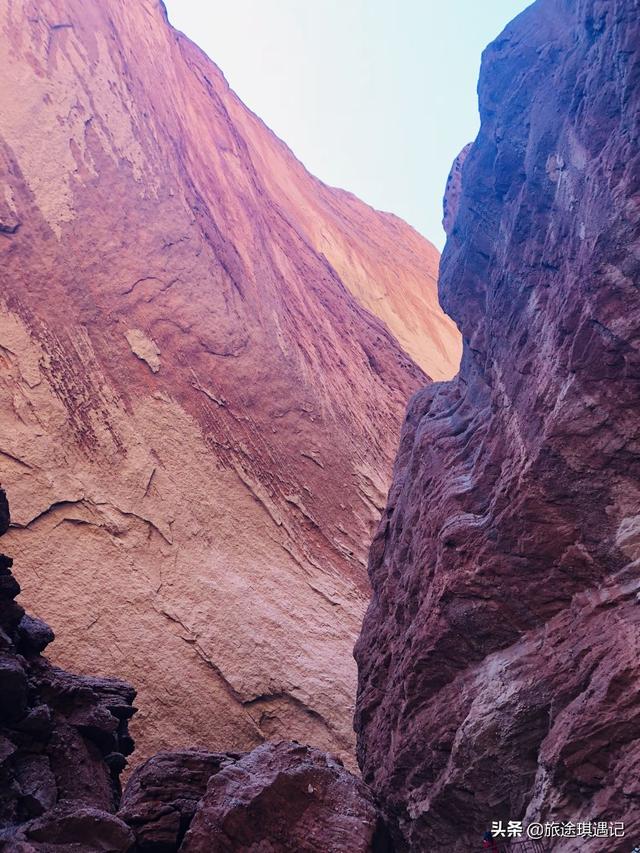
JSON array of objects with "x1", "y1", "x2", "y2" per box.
[
  {"x1": 0, "y1": 0, "x2": 460, "y2": 770},
  {"x1": 355, "y1": 1, "x2": 640, "y2": 850}
]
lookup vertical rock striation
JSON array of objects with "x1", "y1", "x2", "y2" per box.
[
  {"x1": 0, "y1": 0, "x2": 460, "y2": 768},
  {"x1": 0, "y1": 488, "x2": 136, "y2": 850},
  {"x1": 355, "y1": 1, "x2": 640, "y2": 850}
]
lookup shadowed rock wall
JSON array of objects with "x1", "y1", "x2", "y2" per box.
[{"x1": 355, "y1": 1, "x2": 640, "y2": 850}]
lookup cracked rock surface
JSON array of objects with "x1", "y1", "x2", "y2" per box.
[
  {"x1": 119, "y1": 741, "x2": 392, "y2": 853},
  {"x1": 0, "y1": 487, "x2": 391, "y2": 851},
  {"x1": 0, "y1": 489, "x2": 136, "y2": 851},
  {"x1": 356, "y1": 1, "x2": 640, "y2": 850},
  {"x1": 0, "y1": 0, "x2": 460, "y2": 769},
  {"x1": 118, "y1": 749, "x2": 240, "y2": 851}
]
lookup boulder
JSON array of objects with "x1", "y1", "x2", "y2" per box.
[
  {"x1": 119, "y1": 750, "x2": 237, "y2": 852},
  {"x1": 180, "y1": 742, "x2": 392, "y2": 853}
]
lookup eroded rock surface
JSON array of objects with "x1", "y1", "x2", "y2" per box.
[
  {"x1": 356, "y1": 1, "x2": 640, "y2": 851},
  {"x1": 1, "y1": 486, "x2": 389, "y2": 851},
  {"x1": 0, "y1": 488, "x2": 136, "y2": 851},
  {"x1": 0, "y1": 0, "x2": 460, "y2": 768},
  {"x1": 178, "y1": 741, "x2": 392, "y2": 853},
  {"x1": 441, "y1": 142, "x2": 471, "y2": 236},
  {"x1": 118, "y1": 742, "x2": 391, "y2": 853},
  {"x1": 119, "y1": 750, "x2": 239, "y2": 852}
]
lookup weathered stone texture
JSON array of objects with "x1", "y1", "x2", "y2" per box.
[
  {"x1": 0, "y1": 0, "x2": 460, "y2": 769},
  {"x1": 0, "y1": 489, "x2": 136, "y2": 851},
  {"x1": 179, "y1": 742, "x2": 392, "y2": 853},
  {"x1": 355, "y1": 1, "x2": 640, "y2": 850}
]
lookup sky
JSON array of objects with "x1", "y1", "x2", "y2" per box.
[{"x1": 163, "y1": 1, "x2": 533, "y2": 249}]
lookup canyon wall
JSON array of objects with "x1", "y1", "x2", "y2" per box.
[
  {"x1": 1, "y1": 486, "x2": 389, "y2": 852},
  {"x1": 0, "y1": 488, "x2": 137, "y2": 850},
  {"x1": 355, "y1": 0, "x2": 640, "y2": 850},
  {"x1": 0, "y1": 0, "x2": 460, "y2": 770}
]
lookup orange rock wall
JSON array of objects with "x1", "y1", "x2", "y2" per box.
[{"x1": 0, "y1": 0, "x2": 459, "y2": 769}]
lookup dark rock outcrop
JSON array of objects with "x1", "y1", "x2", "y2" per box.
[
  {"x1": 0, "y1": 488, "x2": 136, "y2": 851},
  {"x1": 119, "y1": 750, "x2": 239, "y2": 852},
  {"x1": 118, "y1": 742, "x2": 391, "y2": 853},
  {"x1": 180, "y1": 742, "x2": 392, "y2": 853},
  {"x1": 355, "y1": 1, "x2": 640, "y2": 851},
  {"x1": 0, "y1": 493, "x2": 9, "y2": 538}
]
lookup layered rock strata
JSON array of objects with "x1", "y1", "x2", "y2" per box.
[
  {"x1": 355, "y1": 1, "x2": 640, "y2": 851},
  {"x1": 118, "y1": 750, "x2": 240, "y2": 851},
  {"x1": 0, "y1": 488, "x2": 136, "y2": 851},
  {"x1": 0, "y1": 0, "x2": 460, "y2": 767}
]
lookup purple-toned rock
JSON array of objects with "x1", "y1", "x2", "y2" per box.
[
  {"x1": 180, "y1": 741, "x2": 393, "y2": 853},
  {"x1": 21, "y1": 803, "x2": 134, "y2": 851},
  {"x1": 0, "y1": 492, "x2": 8, "y2": 538},
  {"x1": 356, "y1": 1, "x2": 640, "y2": 851},
  {"x1": 0, "y1": 655, "x2": 28, "y2": 724},
  {"x1": 119, "y1": 750, "x2": 237, "y2": 852},
  {"x1": 441, "y1": 142, "x2": 471, "y2": 235},
  {"x1": 16, "y1": 616, "x2": 55, "y2": 656}
]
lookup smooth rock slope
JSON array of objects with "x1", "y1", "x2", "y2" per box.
[
  {"x1": 355, "y1": 0, "x2": 640, "y2": 850},
  {"x1": 0, "y1": 0, "x2": 460, "y2": 768}
]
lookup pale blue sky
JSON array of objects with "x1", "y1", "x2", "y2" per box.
[{"x1": 163, "y1": 1, "x2": 532, "y2": 248}]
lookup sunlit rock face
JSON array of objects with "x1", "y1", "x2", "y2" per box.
[
  {"x1": 355, "y1": 1, "x2": 640, "y2": 850},
  {"x1": 0, "y1": 0, "x2": 460, "y2": 770},
  {"x1": 1, "y1": 482, "x2": 392, "y2": 851}
]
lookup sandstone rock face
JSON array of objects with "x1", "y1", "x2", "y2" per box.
[
  {"x1": 1, "y1": 487, "x2": 389, "y2": 851},
  {"x1": 356, "y1": 1, "x2": 640, "y2": 851},
  {"x1": 0, "y1": 0, "x2": 460, "y2": 769},
  {"x1": 0, "y1": 489, "x2": 136, "y2": 851}
]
